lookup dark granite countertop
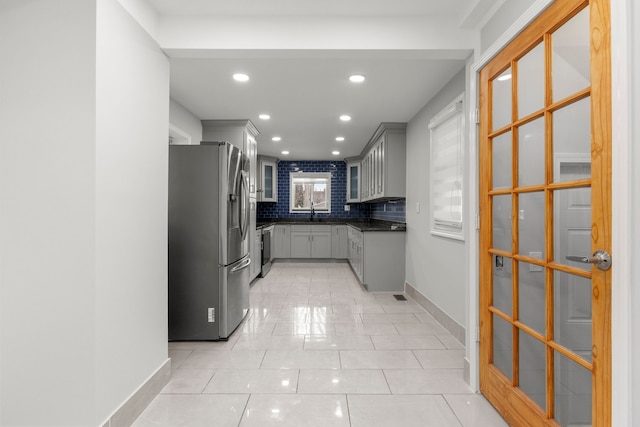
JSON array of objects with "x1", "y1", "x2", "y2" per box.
[{"x1": 257, "y1": 218, "x2": 406, "y2": 232}]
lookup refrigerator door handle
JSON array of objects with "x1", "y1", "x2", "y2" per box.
[
  {"x1": 239, "y1": 170, "x2": 250, "y2": 241},
  {"x1": 231, "y1": 257, "x2": 252, "y2": 274}
]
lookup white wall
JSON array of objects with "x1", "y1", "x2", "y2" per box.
[
  {"x1": 95, "y1": 0, "x2": 169, "y2": 423},
  {"x1": 0, "y1": 1, "x2": 98, "y2": 424},
  {"x1": 0, "y1": 0, "x2": 170, "y2": 425},
  {"x1": 480, "y1": 0, "x2": 537, "y2": 52},
  {"x1": 405, "y1": 67, "x2": 467, "y2": 326},
  {"x1": 632, "y1": 0, "x2": 640, "y2": 418},
  {"x1": 158, "y1": 15, "x2": 477, "y2": 52},
  {"x1": 632, "y1": 1, "x2": 640, "y2": 421},
  {"x1": 170, "y1": 98, "x2": 203, "y2": 144}
]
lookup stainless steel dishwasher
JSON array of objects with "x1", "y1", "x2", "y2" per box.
[{"x1": 260, "y1": 225, "x2": 274, "y2": 277}]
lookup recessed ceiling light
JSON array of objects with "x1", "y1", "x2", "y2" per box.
[
  {"x1": 335, "y1": 136, "x2": 345, "y2": 142},
  {"x1": 339, "y1": 115, "x2": 351, "y2": 122},
  {"x1": 497, "y1": 73, "x2": 512, "y2": 81},
  {"x1": 232, "y1": 73, "x2": 249, "y2": 82},
  {"x1": 272, "y1": 136, "x2": 282, "y2": 142},
  {"x1": 258, "y1": 114, "x2": 270, "y2": 120},
  {"x1": 332, "y1": 151, "x2": 340, "y2": 155},
  {"x1": 349, "y1": 74, "x2": 366, "y2": 83},
  {"x1": 281, "y1": 151, "x2": 290, "y2": 155}
]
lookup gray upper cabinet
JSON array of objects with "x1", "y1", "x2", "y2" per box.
[
  {"x1": 258, "y1": 155, "x2": 278, "y2": 202},
  {"x1": 201, "y1": 120, "x2": 259, "y2": 196},
  {"x1": 359, "y1": 122, "x2": 406, "y2": 202},
  {"x1": 346, "y1": 159, "x2": 360, "y2": 203}
]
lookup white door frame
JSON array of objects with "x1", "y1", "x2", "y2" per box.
[{"x1": 466, "y1": 1, "x2": 634, "y2": 426}]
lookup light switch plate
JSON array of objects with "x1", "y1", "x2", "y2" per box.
[{"x1": 529, "y1": 252, "x2": 543, "y2": 272}]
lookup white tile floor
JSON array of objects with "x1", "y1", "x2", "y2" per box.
[{"x1": 133, "y1": 262, "x2": 509, "y2": 427}]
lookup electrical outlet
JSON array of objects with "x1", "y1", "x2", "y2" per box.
[
  {"x1": 344, "y1": 205, "x2": 350, "y2": 211},
  {"x1": 208, "y1": 308, "x2": 215, "y2": 322}
]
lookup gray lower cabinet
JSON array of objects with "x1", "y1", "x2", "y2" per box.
[
  {"x1": 331, "y1": 225, "x2": 348, "y2": 259},
  {"x1": 347, "y1": 227, "x2": 363, "y2": 282},
  {"x1": 249, "y1": 200, "x2": 260, "y2": 281},
  {"x1": 290, "y1": 224, "x2": 332, "y2": 258},
  {"x1": 311, "y1": 225, "x2": 332, "y2": 258},
  {"x1": 348, "y1": 225, "x2": 406, "y2": 292},
  {"x1": 274, "y1": 224, "x2": 291, "y2": 259},
  {"x1": 252, "y1": 227, "x2": 262, "y2": 279},
  {"x1": 291, "y1": 225, "x2": 311, "y2": 258}
]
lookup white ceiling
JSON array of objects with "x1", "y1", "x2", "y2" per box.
[{"x1": 147, "y1": 0, "x2": 496, "y2": 159}]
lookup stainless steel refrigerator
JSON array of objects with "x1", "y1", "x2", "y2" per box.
[{"x1": 168, "y1": 141, "x2": 251, "y2": 340}]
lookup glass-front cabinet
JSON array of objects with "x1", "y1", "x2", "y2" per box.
[
  {"x1": 258, "y1": 155, "x2": 278, "y2": 202},
  {"x1": 346, "y1": 160, "x2": 360, "y2": 203}
]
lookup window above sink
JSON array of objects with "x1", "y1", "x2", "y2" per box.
[{"x1": 289, "y1": 172, "x2": 332, "y2": 213}]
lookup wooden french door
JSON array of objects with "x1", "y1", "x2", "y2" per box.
[{"x1": 478, "y1": 0, "x2": 611, "y2": 426}]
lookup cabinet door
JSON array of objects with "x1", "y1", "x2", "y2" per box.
[
  {"x1": 248, "y1": 200, "x2": 259, "y2": 280},
  {"x1": 246, "y1": 134, "x2": 257, "y2": 198},
  {"x1": 362, "y1": 155, "x2": 368, "y2": 200},
  {"x1": 311, "y1": 227, "x2": 332, "y2": 259},
  {"x1": 331, "y1": 225, "x2": 348, "y2": 259},
  {"x1": 376, "y1": 137, "x2": 385, "y2": 197},
  {"x1": 274, "y1": 225, "x2": 290, "y2": 258},
  {"x1": 290, "y1": 232, "x2": 311, "y2": 258},
  {"x1": 356, "y1": 242, "x2": 364, "y2": 282},
  {"x1": 290, "y1": 227, "x2": 311, "y2": 258},
  {"x1": 252, "y1": 230, "x2": 262, "y2": 278},
  {"x1": 346, "y1": 162, "x2": 360, "y2": 203},
  {"x1": 370, "y1": 149, "x2": 376, "y2": 198},
  {"x1": 347, "y1": 229, "x2": 355, "y2": 267},
  {"x1": 260, "y1": 159, "x2": 278, "y2": 202}
]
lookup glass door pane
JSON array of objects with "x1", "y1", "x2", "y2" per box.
[
  {"x1": 264, "y1": 164, "x2": 273, "y2": 199},
  {"x1": 518, "y1": 43, "x2": 545, "y2": 118},
  {"x1": 519, "y1": 331, "x2": 547, "y2": 410},
  {"x1": 554, "y1": 351, "x2": 592, "y2": 426},
  {"x1": 492, "y1": 132, "x2": 512, "y2": 190},
  {"x1": 517, "y1": 117, "x2": 545, "y2": 187},
  {"x1": 552, "y1": 98, "x2": 592, "y2": 184},
  {"x1": 552, "y1": 7, "x2": 590, "y2": 102},
  {"x1": 492, "y1": 68, "x2": 513, "y2": 130},
  {"x1": 493, "y1": 315, "x2": 513, "y2": 381},
  {"x1": 554, "y1": 270, "x2": 592, "y2": 362}
]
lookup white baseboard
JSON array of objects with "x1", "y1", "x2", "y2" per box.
[
  {"x1": 101, "y1": 358, "x2": 171, "y2": 427},
  {"x1": 404, "y1": 281, "x2": 465, "y2": 345}
]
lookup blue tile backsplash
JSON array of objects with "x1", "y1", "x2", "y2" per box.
[
  {"x1": 256, "y1": 160, "x2": 406, "y2": 223},
  {"x1": 369, "y1": 199, "x2": 406, "y2": 222}
]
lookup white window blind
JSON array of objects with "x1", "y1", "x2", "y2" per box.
[{"x1": 429, "y1": 95, "x2": 464, "y2": 240}]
